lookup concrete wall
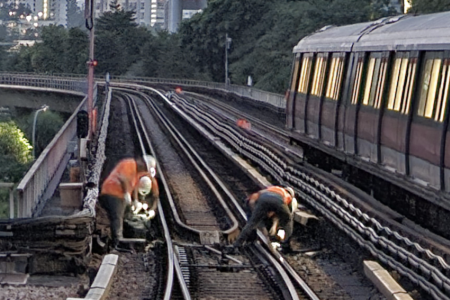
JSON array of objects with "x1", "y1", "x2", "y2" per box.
[{"x1": 0, "y1": 89, "x2": 84, "y2": 114}]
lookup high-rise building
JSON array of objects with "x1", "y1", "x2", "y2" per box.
[{"x1": 52, "y1": 0, "x2": 67, "y2": 26}]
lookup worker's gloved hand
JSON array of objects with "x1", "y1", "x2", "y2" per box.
[
  {"x1": 132, "y1": 200, "x2": 143, "y2": 214},
  {"x1": 277, "y1": 229, "x2": 286, "y2": 241},
  {"x1": 147, "y1": 210, "x2": 156, "y2": 220},
  {"x1": 124, "y1": 193, "x2": 132, "y2": 205},
  {"x1": 142, "y1": 203, "x2": 149, "y2": 211}
]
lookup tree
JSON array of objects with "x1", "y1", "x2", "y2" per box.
[
  {"x1": 20, "y1": 111, "x2": 64, "y2": 158},
  {"x1": 31, "y1": 25, "x2": 67, "y2": 73},
  {"x1": 0, "y1": 121, "x2": 33, "y2": 182},
  {"x1": 0, "y1": 46, "x2": 6, "y2": 71},
  {"x1": 140, "y1": 31, "x2": 205, "y2": 79},
  {"x1": 6, "y1": 45, "x2": 35, "y2": 72},
  {"x1": 65, "y1": 27, "x2": 89, "y2": 74},
  {"x1": 409, "y1": 0, "x2": 450, "y2": 13},
  {"x1": 95, "y1": 2, "x2": 144, "y2": 75}
]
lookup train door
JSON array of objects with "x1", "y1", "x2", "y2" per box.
[
  {"x1": 356, "y1": 52, "x2": 388, "y2": 163},
  {"x1": 343, "y1": 53, "x2": 365, "y2": 154},
  {"x1": 409, "y1": 51, "x2": 449, "y2": 190},
  {"x1": 294, "y1": 53, "x2": 313, "y2": 133},
  {"x1": 286, "y1": 54, "x2": 301, "y2": 130},
  {"x1": 306, "y1": 53, "x2": 328, "y2": 139},
  {"x1": 336, "y1": 52, "x2": 353, "y2": 151},
  {"x1": 321, "y1": 52, "x2": 346, "y2": 147},
  {"x1": 380, "y1": 52, "x2": 417, "y2": 175}
]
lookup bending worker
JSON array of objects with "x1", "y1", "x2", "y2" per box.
[
  {"x1": 99, "y1": 155, "x2": 157, "y2": 249},
  {"x1": 131, "y1": 175, "x2": 160, "y2": 220},
  {"x1": 233, "y1": 186, "x2": 297, "y2": 248}
]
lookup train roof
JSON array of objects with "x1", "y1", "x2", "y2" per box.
[{"x1": 293, "y1": 11, "x2": 450, "y2": 53}]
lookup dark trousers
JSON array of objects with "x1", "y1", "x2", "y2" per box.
[
  {"x1": 234, "y1": 192, "x2": 292, "y2": 247},
  {"x1": 98, "y1": 194, "x2": 126, "y2": 245}
]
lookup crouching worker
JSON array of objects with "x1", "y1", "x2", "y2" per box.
[
  {"x1": 98, "y1": 155, "x2": 156, "y2": 251},
  {"x1": 131, "y1": 175, "x2": 160, "y2": 220},
  {"x1": 232, "y1": 186, "x2": 297, "y2": 249}
]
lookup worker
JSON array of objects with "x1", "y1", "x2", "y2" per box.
[
  {"x1": 131, "y1": 175, "x2": 160, "y2": 220},
  {"x1": 236, "y1": 118, "x2": 251, "y2": 130},
  {"x1": 98, "y1": 154, "x2": 156, "y2": 250},
  {"x1": 232, "y1": 186, "x2": 297, "y2": 248}
]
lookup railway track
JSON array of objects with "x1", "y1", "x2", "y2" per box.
[{"x1": 114, "y1": 87, "x2": 320, "y2": 299}]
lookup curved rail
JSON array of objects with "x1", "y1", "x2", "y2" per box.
[
  {"x1": 116, "y1": 85, "x2": 309, "y2": 299},
  {"x1": 122, "y1": 92, "x2": 179, "y2": 300}
]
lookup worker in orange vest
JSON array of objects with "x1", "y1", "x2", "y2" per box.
[
  {"x1": 98, "y1": 155, "x2": 156, "y2": 250},
  {"x1": 232, "y1": 186, "x2": 297, "y2": 248}
]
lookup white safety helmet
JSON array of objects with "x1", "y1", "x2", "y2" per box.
[
  {"x1": 285, "y1": 187, "x2": 295, "y2": 198},
  {"x1": 138, "y1": 176, "x2": 152, "y2": 196},
  {"x1": 143, "y1": 155, "x2": 156, "y2": 177},
  {"x1": 285, "y1": 187, "x2": 297, "y2": 214}
]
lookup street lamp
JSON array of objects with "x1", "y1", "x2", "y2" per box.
[
  {"x1": 32, "y1": 104, "x2": 49, "y2": 158},
  {"x1": 225, "y1": 33, "x2": 232, "y2": 86}
]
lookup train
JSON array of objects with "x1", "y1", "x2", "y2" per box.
[{"x1": 286, "y1": 11, "x2": 450, "y2": 212}]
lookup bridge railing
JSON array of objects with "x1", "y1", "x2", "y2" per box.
[
  {"x1": 0, "y1": 73, "x2": 97, "y2": 218},
  {"x1": 106, "y1": 76, "x2": 286, "y2": 110},
  {"x1": 16, "y1": 96, "x2": 87, "y2": 218},
  {"x1": 0, "y1": 72, "x2": 88, "y2": 94},
  {"x1": 0, "y1": 72, "x2": 286, "y2": 109}
]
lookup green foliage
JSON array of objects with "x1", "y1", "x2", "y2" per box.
[
  {"x1": 140, "y1": 31, "x2": 207, "y2": 79},
  {"x1": 409, "y1": 0, "x2": 450, "y2": 13},
  {"x1": 95, "y1": 6, "x2": 146, "y2": 75},
  {"x1": 0, "y1": 121, "x2": 32, "y2": 182},
  {"x1": 31, "y1": 25, "x2": 68, "y2": 73},
  {"x1": 65, "y1": 28, "x2": 89, "y2": 73},
  {"x1": 19, "y1": 110, "x2": 64, "y2": 158},
  {"x1": 0, "y1": 121, "x2": 32, "y2": 163},
  {"x1": 6, "y1": 45, "x2": 35, "y2": 72},
  {"x1": 0, "y1": 46, "x2": 6, "y2": 71}
]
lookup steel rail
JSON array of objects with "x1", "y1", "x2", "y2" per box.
[
  {"x1": 122, "y1": 88, "x2": 240, "y2": 240},
  {"x1": 120, "y1": 91, "x2": 178, "y2": 300}
]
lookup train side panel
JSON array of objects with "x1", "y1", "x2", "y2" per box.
[
  {"x1": 286, "y1": 55, "x2": 301, "y2": 130},
  {"x1": 294, "y1": 54, "x2": 314, "y2": 133},
  {"x1": 321, "y1": 53, "x2": 346, "y2": 147}
]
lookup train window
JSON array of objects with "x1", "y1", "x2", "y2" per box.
[
  {"x1": 291, "y1": 56, "x2": 300, "y2": 91},
  {"x1": 297, "y1": 55, "x2": 313, "y2": 94},
  {"x1": 325, "y1": 54, "x2": 345, "y2": 100},
  {"x1": 351, "y1": 57, "x2": 364, "y2": 105},
  {"x1": 311, "y1": 54, "x2": 327, "y2": 97},
  {"x1": 362, "y1": 53, "x2": 387, "y2": 109},
  {"x1": 437, "y1": 61, "x2": 450, "y2": 121},
  {"x1": 417, "y1": 52, "x2": 450, "y2": 122},
  {"x1": 403, "y1": 58, "x2": 417, "y2": 114},
  {"x1": 387, "y1": 53, "x2": 417, "y2": 114}
]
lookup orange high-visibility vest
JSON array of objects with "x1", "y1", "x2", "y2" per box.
[
  {"x1": 263, "y1": 186, "x2": 292, "y2": 206},
  {"x1": 101, "y1": 158, "x2": 149, "y2": 199}
]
